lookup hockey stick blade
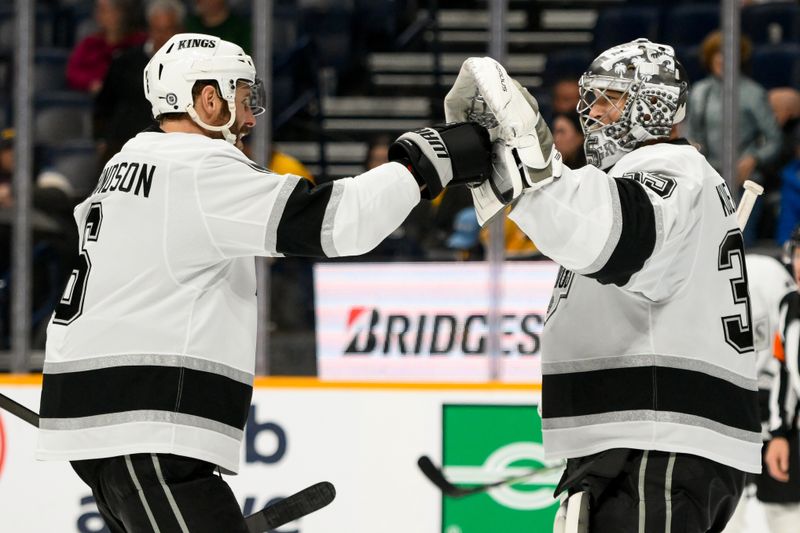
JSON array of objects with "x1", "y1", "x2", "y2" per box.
[
  {"x1": 417, "y1": 455, "x2": 563, "y2": 498},
  {"x1": 0, "y1": 392, "x2": 40, "y2": 427},
  {"x1": 244, "y1": 481, "x2": 335, "y2": 532}
]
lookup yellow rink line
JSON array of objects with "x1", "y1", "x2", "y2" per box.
[{"x1": 0, "y1": 374, "x2": 541, "y2": 391}]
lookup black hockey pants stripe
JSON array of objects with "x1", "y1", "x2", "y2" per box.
[
  {"x1": 556, "y1": 449, "x2": 746, "y2": 533},
  {"x1": 71, "y1": 453, "x2": 249, "y2": 533}
]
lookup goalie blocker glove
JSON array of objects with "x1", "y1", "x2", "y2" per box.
[{"x1": 389, "y1": 122, "x2": 492, "y2": 199}]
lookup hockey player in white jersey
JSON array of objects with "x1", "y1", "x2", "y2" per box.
[
  {"x1": 35, "y1": 33, "x2": 493, "y2": 532},
  {"x1": 445, "y1": 39, "x2": 761, "y2": 532}
]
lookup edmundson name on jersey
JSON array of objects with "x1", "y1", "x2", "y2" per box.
[{"x1": 92, "y1": 161, "x2": 155, "y2": 198}]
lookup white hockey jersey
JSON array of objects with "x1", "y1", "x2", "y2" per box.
[
  {"x1": 36, "y1": 129, "x2": 420, "y2": 473},
  {"x1": 510, "y1": 140, "x2": 762, "y2": 473}
]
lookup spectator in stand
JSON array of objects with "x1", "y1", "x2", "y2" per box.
[
  {"x1": 770, "y1": 89, "x2": 800, "y2": 131},
  {"x1": 685, "y1": 30, "x2": 782, "y2": 246},
  {"x1": 186, "y1": 0, "x2": 250, "y2": 53},
  {"x1": 0, "y1": 129, "x2": 78, "y2": 346},
  {"x1": 551, "y1": 77, "x2": 580, "y2": 115},
  {"x1": 94, "y1": 0, "x2": 185, "y2": 166},
  {"x1": 552, "y1": 111, "x2": 586, "y2": 168},
  {"x1": 66, "y1": 0, "x2": 146, "y2": 94},
  {"x1": 365, "y1": 134, "x2": 392, "y2": 172},
  {"x1": 446, "y1": 207, "x2": 483, "y2": 260},
  {"x1": 777, "y1": 123, "x2": 800, "y2": 244},
  {"x1": 766, "y1": 88, "x2": 800, "y2": 243}
]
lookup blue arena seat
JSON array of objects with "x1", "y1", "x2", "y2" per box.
[
  {"x1": 47, "y1": 140, "x2": 99, "y2": 198},
  {"x1": 35, "y1": 48, "x2": 70, "y2": 92},
  {"x1": 742, "y1": 3, "x2": 800, "y2": 45},
  {"x1": 673, "y1": 45, "x2": 704, "y2": 84},
  {"x1": 662, "y1": 4, "x2": 719, "y2": 47},
  {"x1": 593, "y1": 7, "x2": 660, "y2": 53},
  {"x1": 302, "y1": 7, "x2": 354, "y2": 71},
  {"x1": 751, "y1": 44, "x2": 800, "y2": 90},
  {"x1": 543, "y1": 48, "x2": 594, "y2": 86},
  {"x1": 34, "y1": 91, "x2": 93, "y2": 145}
]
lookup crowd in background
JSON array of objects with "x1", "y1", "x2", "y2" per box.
[{"x1": 0, "y1": 0, "x2": 799, "y2": 345}]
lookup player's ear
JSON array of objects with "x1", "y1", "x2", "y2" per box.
[{"x1": 197, "y1": 84, "x2": 220, "y2": 117}]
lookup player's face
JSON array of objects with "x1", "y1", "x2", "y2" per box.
[
  {"x1": 589, "y1": 90, "x2": 627, "y2": 126},
  {"x1": 231, "y1": 84, "x2": 256, "y2": 141}
]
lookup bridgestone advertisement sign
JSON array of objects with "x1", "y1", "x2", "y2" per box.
[{"x1": 314, "y1": 262, "x2": 559, "y2": 382}]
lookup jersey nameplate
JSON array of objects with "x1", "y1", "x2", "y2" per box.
[{"x1": 92, "y1": 161, "x2": 156, "y2": 198}]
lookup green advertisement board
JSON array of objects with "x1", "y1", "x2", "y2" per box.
[{"x1": 441, "y1": 404, "x2": 560, "y2": 533}]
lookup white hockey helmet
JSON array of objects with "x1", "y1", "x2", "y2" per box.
[
  {"x1": 143, "y1": 33, "x2": 265, "y2": 144},
  {"x1": 577, "y1": 38, "x2": 688, "y2": 170}
]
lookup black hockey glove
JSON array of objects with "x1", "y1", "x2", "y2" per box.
[{"x1": 388, "y1": 122, "x2": 492, "y2": 199}]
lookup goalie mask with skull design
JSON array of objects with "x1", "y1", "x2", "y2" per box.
[{"x1": 577, "y1": 38, "x2": 688, "y2": 170}]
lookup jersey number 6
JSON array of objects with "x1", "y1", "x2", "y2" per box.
[{"x1": 53, "y1": 202, "x2": 103, "y2": 325}]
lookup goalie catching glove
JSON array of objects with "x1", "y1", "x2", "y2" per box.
[
  {"x1": 388, "y1": 122, "x2": 492, "y2": 199},
  {"x1": 444, "y1": 57, "x2": 563, "y2": 225}
]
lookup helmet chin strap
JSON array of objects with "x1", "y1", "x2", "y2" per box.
[{"x1": 186, "y1": 100, "x2": 238, "y2": 144}]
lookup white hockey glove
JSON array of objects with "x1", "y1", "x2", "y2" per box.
[
  {"x1": 389, "y1": 122, "x2": 493, "y2": 200},
  {"x1": 445, "y1": 57, "x2": 563, "y2": 225}
]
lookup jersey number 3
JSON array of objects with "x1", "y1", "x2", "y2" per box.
[
  {"x1": 53, "y1": 203, "x2": 103, "y2": 325},
  {"x1": 718, "y1": 230, "x2": 754, "y2": 353}
]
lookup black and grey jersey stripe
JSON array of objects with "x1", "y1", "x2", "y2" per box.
[
  {"x1": 541, "y1": 355, "x2": 761, "y2": 441},
  {"x1": 40, "y1": 358, "x2": 252, "y2": 435},
  {"x1": 271, "y1": 177, "x2": 347, "y2": 258},
  {"x1": 586, "y1": 177, "x2": 657, "y2": 287}
]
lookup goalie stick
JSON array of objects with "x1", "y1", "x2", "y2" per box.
[
  {"x1": 417, "y1": 455, "x2": 564, "y2": 498},
  {"x1": 0, "y1": 393, "x2": 334, "y2": 531},
  {"x1": 736, "y1": 179, "x2": 764, "y2": 232},
  {"x1": 245, "y1": 481, "x2": 336, "y2": 532}
]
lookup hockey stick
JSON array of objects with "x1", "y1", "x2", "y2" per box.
[
  {"x1": 736, "y1": 179, "x2": 764, "y2": 232},
  {"x1": 417, "y1": 455, "x2": 563, "y2": 498},
  {"x1": 0, "y1": 392, "x2": 40, "y2": 427},
  {"x1": 0, "y1": 394, "x2": 334, "y2": 530},
  {"x1": 245, "y1": 481, "x2": 335, "y2": 532}
]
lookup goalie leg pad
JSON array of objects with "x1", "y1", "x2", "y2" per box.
[{"x1": 553, "y1": 491, "x2": 590, "y2": 533}]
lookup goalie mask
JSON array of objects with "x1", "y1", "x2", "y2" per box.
[
  {"x1": 578, "y1": 38, "x2": 688, "y2": 170},
  {"x1": 143, "y1": 33, "x2": 266, "y2": 144}
]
